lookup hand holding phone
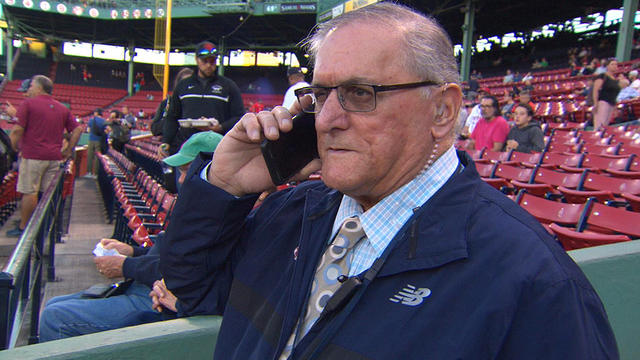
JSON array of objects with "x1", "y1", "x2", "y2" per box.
[{"x1": 260, "y1": 112, "x2": 319, "y2": 185}]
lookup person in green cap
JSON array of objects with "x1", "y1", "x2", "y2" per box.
[
  {"x1": 163, "y1": 131, "x2": 223, "y2": 192},
  {"x1": 39, "y1": 131, "x2": 223, "y2": 341}
]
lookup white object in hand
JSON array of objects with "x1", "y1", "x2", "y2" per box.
[{"x1": 93, "y1": 242, "x2": 121, "y2": 257}]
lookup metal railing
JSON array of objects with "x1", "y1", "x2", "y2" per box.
[{"x1": 0, "y1": 161, "x2": 68, "y2": 349}]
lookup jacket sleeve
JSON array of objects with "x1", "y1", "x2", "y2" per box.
[
  {"x1": 162, "y1": 89, "x2": 182, "y2": 145},
  {"x1": 220, "y1": 80, "x2": 246, "y2": 134},
  {"x1": 496, "y1": 278, "x2": 619, "y2": 359},
  {"x1": 122, "y1": 241, "x2": 161, "y2": 288},
  {"x1": 132, "y1": 244, "x2": 151, "y2": 257},
  {"x1": 159, "y1": 156, "x2": 259, "y2": 317}
]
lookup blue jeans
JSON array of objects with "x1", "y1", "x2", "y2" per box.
[{"x1": 39, "y1": 282, "x2": 162, "y2": 342}]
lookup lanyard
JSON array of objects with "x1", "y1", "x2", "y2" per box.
[
  {"x1": 296, "y1": 209, "x2": 419, "y2": 360},
  {"x1": 295, "y1": 162, "x2": 464, "y2": 360}
]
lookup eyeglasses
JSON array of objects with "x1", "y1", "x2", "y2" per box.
[
  {"x1": 294, "y1": 80, "x2": 440, "y2": 113},
  {"x1": 197, "y1": 47, "x2": 218, "y2": 58}
]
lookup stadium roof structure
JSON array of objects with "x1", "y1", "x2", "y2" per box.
[{"x1": 1, "y1": 0, "x2": 619, "y2": 52}]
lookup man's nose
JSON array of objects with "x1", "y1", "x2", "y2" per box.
[{"x1": 315, "y1": 90, "x2": 347, "y2": 132}]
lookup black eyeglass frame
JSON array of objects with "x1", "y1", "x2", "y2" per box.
[{"x1": 294, "y1": 80, "x2": 441, "y2": 113}]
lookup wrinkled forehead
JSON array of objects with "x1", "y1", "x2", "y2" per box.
[{"x1": 313, "y1": 22, "x2": 406, "y2": 84}]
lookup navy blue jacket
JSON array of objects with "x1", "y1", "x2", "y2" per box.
[
  {"x1": 122, "y1": 232, "x2": 163, "y2": 288},
  {"x1": 160, "y1": 151, "x2": 618, "y2": 359}
]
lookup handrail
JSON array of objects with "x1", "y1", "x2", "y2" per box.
[{"x1": 0, "y1": 160, "x2": 68, "y2": 349}]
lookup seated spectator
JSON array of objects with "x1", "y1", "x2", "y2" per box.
[
  {"x1": 38, "y1": 131, "x2": 222, "y2": 341},
  {"x1": 39, "y1": 237, "x2": 166, "y2": 341},
  {"x1": 504, "y1": 103, "x2": 545, "y2": 153},
  {"x1": 467, "y1": 95, "x2": 510, "y2": 151},
  {"x1": 629, "y1": 70, "x2": 640, "y2": 91},
  {"x1": 531, "y1": 59, "x2": 541, "y2": 69},
  {"x1": 466, "y1": 73, "x2": 479, "y2": 100},
  {"x1": 581, "y1": 59, "x2": 598, "y2": 76},
  {"x1": 518, "y1": 90, "x2": 536, "y2": 110},
  {"x1": 616, "y1": 77, "x2": 639, "y2": 102},
  {"x1": 512, "y1": 71, "x2": 522, "y2": 83},
  {"x1": 595, "y1": 58, "x2": 607, "y2": 75},
  {"x1": 521, "y1": 72, "x2": 533, "y2": 83},
  {"x1": 461, "y1": 87, "x2": 490, "y2": 137},
  {"x1": 501, "y1": 91, "x2": 516, "y2": 119},
  {"x1": 520, "y1": 79, "x2": 534, "y2": 93},
  {"x1": 539, "y1": 57, "x2": 549, "y2": 68},
  {"x1": 137, "y1": 109, "x2": 146, "y2": 119},
  {"x1": 503, "y1": 69, "x2": 514, "y2": 84}
]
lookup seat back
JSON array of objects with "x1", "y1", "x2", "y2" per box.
[
  {"x1": 482, "y1": 150, "x2": 512, "y2": 163},
  {"x1": 581, "y1": 154, "x2": 632, "y2": 172},
  {"x1": 508, "y1": 151, "x2": 542, "y2": 166},
  {"x1": 494, "y1": 164, "x2": 534, "y2": 183},
  {"x1": 581, "y1": 172, "x2": 640, "y2": 195},
  {"x1": 584, "y1": 202, "x2": 640, "y2": 238},
  {"x1": 581, "y1": 143, "x2": 621, "y2": 156},
  {"x1": 475, "y1": 162, "x2": 497, "y2": 178},
  {"x1": 533, "y1": 167, "x2": 584, "y2": 189},
  {"x1": 540, "y1": 152, "x2": 584, "y2": 168},
  {"x1": 517, "y1": 192, "x2": 586, "y2": 226}
]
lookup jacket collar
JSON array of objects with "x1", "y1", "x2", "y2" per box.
[
  {"x1": 300, "y1": 151, "x2": 478, "y2": 277},
  {"x1": 376, "y1": 150, "x2": 477, "y2": 276}
]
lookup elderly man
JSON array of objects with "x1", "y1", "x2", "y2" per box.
[{"x1": 156, "y1": 3, "x2": 617, "y2": 359}]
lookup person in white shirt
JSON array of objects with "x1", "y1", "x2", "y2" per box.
[
  {"x1": 282, "y1": 67, "x2": 310, "y2": 110},
  {"x1": 629, "y1": 70, "x2": 640, "y2": 91}
]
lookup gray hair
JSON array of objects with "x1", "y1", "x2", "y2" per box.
[
  {"x1": 32, "y1": 75, "x2": 53, "y2": 95},
  {"x1": 303, "y1": 2, "x2": 460, "y2": 85}
]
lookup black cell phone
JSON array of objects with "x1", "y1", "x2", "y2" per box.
[{"x1": 261, "y1": 112, "x2": 319, "y2": 186}]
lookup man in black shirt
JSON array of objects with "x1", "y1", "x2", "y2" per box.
[{"x1": 160, "y1": 41, "x2": 245, "y2": 157}]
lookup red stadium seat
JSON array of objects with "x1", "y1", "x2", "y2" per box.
[{"x1": 548, "y1": 223, "x2": 630, "y2": 250}]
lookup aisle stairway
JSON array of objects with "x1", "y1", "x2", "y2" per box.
[
  {"x1": 41, "y1": 177, "x2": 114, "y2": 304},
  {"x1": 11, "y1": 177, "x2": 117, "y2": 346}
]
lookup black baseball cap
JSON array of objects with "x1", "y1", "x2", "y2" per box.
[
  {"x1": 196, "y1": 41, "x2": 217, "y2": 58},
  {"x1": 287, "y1": 67, "x2": 303, "y2": 76}
]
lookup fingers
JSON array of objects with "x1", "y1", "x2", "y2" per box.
[
  {"x1": 153, "y1": 280, "x2": 167, "y2": 298},
  {"x1": 238, "y1": 107, "x2": 294, "y2": 142},
  {"x1": 101, "y1": 238, "x2": 118, "y2": 249},
  {"x1": 149, "y1": 291, "x2": 163, "y2": 312}
]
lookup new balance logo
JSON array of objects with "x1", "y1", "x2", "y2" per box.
[{"x1": 389, "y1": 284, "x2": 431, "y2": 306}]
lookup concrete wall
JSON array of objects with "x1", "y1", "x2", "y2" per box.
[{"x1": 0, "y1": 241, "x2": 638, "y2": 359}]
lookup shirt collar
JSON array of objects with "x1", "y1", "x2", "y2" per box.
[{"x1": 331, "y1": 146, "x2": 459, "y2": 255}]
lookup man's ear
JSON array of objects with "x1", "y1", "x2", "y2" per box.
[{"x1": 431, "y1": 83, "x2": 463, "y2": 140}]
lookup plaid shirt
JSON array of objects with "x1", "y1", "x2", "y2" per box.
[{"x1": 332, "y1": 146, "x2": 460, "y2": 276}]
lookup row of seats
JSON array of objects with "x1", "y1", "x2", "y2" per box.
[
  {"x1": 124, "y1": 140, "x2": 164, "y2": 181},
  {"x1": 0, "y1": 172, "x2": 19, "y2": 228},
  {"x1": 460, "y1": 124, "x2": 640, "y2": 248},
  {"x1": 96, "y1": 149, "x2": 174, "y2": 247},
  {"x1": 516, "y1": 191, "x2": 637, "y2": 250}
]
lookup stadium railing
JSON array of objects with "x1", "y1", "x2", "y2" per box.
[{"x1": 0, "y1": 161, "x2": 68, "y2": 349}]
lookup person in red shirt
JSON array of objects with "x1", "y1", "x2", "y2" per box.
[
  {"x1": 467, "y1": 95, "x2": 509, "y2": 151},
  {"x1": 7, "y1": 75, "x2": 83, "y2": 237}
]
